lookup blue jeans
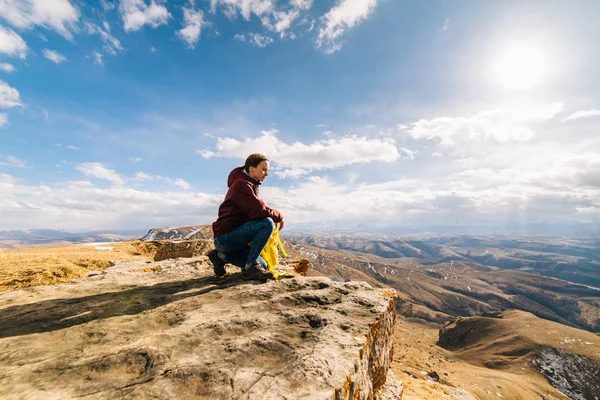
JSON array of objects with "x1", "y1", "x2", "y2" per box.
[{"x1": 213, "y1": 217, "x2": 274, "y2": 270}]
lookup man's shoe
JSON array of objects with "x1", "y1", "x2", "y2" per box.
[
  {"x1": 242, "y1": 262, "x2": 274, "y2": 281},
  {"x1": 208, "y1": 250, "x2": 227, "y2": 277}
]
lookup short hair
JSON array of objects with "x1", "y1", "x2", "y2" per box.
[{"x1": 244, "y1": 153, "x2": 269, "y2": 172}]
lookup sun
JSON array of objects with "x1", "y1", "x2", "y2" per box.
[{"x1": 494, "y1": 45, "x2": 548, "y2": 91}]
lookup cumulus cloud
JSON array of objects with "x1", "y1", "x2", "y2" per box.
[
  {"x1": 43, "y1": 49, "x2": 67, "y2": 64},
  {"x1": 0, "y1": 62, "x2": 15, "y2": 72},
  {"x1": 0, "y1": 80, "x2": 22, "y2": 108},
  {"x1": 84, "y1": 22, "x2": 124, "y2": 55},
  {"x1": 120, "y1": 0, "x2": 171, "y2": 32},
  {"x1": 317, "y1": 0, "x2": 379, "y2": 54},
  {"x1": 100, "y1": 0, "x2": 115, "y2": 11},
  {"x1": 177, "y1": 2, "x2": 205, "y2": 49},
  {"x1": 0, "y1": 0, "x2": 79, "y2": 40},
  {"x1": 212, "y1": 0, "x2": 312, "y2": 38},
  {"x1": 563, "y1": 109, "x2": 600, "y2": 122},
  {"x1": 0, "y1": 155, "x2": 26, "y2": 167},
  {"x1": 234, "y1": 33, "x2": 273, "y2": 47},
  {"x1": 76, "y1": 162, "x2": 124, "y2": 186},
  {"x1": 0, "y1": 25, "x2": 27, "y2": 58},
  {"x1": 407, "y1": 103, "x2": 563, "y2": 146},
  {"x1": 199, "y1": 129, "x2": 400, "y2": 177}
]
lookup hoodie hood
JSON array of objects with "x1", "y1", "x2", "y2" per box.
[{"x1": 227, "y1": 166, "x2": 260, "y2": 188}]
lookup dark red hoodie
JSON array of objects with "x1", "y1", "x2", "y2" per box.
[{"x1": 212, "y1": 167, "x2": 283, "y2": 238}]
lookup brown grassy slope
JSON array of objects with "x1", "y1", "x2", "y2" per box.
[
  {"x1": 0, "y1": 242, "x2": 148, "y2": 292},
  {"x1": 391, "y1": 314, "x2": 579, "y2": 400}
]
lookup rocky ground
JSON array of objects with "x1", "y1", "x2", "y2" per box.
[{"x1": 0, "y1": 254, "x2": 400, "y2": 399}]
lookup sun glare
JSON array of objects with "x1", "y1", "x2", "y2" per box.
[{"x1": 494, "y1": 45, "x2": 548, "y2": 91}]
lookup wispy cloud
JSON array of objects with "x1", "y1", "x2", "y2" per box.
[
  {"x1": 200, "y1": 129, "x2": 400, "y2": 177},
  {"x1": 84, "y1": 22, "x2": 124, "y2": 56},
  {"x1": 134, "y1": 172, "x2": 190, "y2": 189},
  {"x1": 76, "y1": 162, "x2": 124, "y2": 186},
  {"x1": 0, "y1": 25, "x2": 27, "y2": 59},
  {"x1": 177, "y1": 1, "x2": 206, "y2": 49},
  {"x1": 67, "y1": 145, "x2": 78, "y2": 150},
  {"x1": 0, "y1": 62, "x2": 16, "y2": 73},
  {"x1": 442, "y1": 17, "x2": 449, "y2": 31},
  {"x1": 0, "y1": 0, "x2": 80, "y2": 40},
  {"x1": 93, "y1": 51, "x2": 103, "y2": 65},
  {"x1": 43, "y1": 49, "x2": 67, "y2": 64},
  {"x1": 563, "y1": 109, "x2": 600, "y2": 122},
  {"x1": 211, "y1": 0, "x2": 313, "y2": 38},
  {"x1": 120, "y1": 0, "x2": 171, "y2": 32},
  {"x1": 0, "y1": 155, "x2": 26, "y2": 167},
  {"x1": 0, "y1": 80, "x2": 22, "y2": 109},
  {"x1": 317, "y1": 0, "x2": 379, "y2": 54},
  {"x1": 234, "y1": 33, "x2": 273, "y2": 47}
]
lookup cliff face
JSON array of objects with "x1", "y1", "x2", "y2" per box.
[{"x1": 0, "y1": 252, "x2": 399, "y2": 399}]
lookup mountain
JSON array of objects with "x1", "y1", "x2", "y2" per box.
[
  {"x1": 0, "y1": 229, "x2": 145, "y2": 248},
  {"x1": 283, "y1": 233, "x2": 600, "y2": 333}
]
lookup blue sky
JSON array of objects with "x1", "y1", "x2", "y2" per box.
[{"x1": 1, "y1": 0, "x2": 600, "y2": 234}]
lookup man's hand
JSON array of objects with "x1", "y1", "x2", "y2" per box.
[{"x1": 278, "y1": 220, "x2": 285, "y2": 231}]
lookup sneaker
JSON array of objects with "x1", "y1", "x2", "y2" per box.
[
  {"x1": 242, "y1": 262, "x2": 274, "y2": 281},
  {"x1": 208, "y1": 250, "x2": 227, "y2": 277}
]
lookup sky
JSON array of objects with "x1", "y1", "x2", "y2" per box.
[{"x1": 0, "y1": 0, "x2": 600, "y2": 235}]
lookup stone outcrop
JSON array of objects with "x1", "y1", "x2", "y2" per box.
[
  {"x1": 133, "y1": 239, "x2": 213, "y2": 261},
  {"x1": 0, "y1": 254, "x2": 399, "y2": 399},
  {"x1": 140, "y1": 225, "x2": 213, "y2": 241}
]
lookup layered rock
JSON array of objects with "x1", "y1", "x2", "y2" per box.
[
  {"x1": 0, "y1": 255, "x2": 399, "y2": 399},
  {"x1": 140, "y1": 225, "x2": 213, "y2": 241}
]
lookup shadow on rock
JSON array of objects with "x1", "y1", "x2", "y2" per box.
[{"x1": 0, "y1": 274, "x2": 256, "y2": 338}]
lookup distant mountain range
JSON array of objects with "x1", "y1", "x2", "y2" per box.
[
  {"x1": 282, "y1": 232, "x2": 600, "y2": 334},
  {"x1": 0, "y1": 229, "x2": 146, "y2": 248}
]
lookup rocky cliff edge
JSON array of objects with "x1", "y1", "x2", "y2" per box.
[{"x1": 0, "y1": 248, "x2": 399, "y2": 399}]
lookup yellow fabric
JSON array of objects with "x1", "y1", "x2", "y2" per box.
[{"x1": 260, "y1": 227, "x2": 287, "y2": 272}]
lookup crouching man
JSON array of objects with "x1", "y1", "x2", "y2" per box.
[{"x1": 209, "y1": 153, "x2": 284, "y2": 280}]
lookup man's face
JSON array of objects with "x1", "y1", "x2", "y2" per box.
[{"x1": 249, "y1": 160, "x2": 269, "y2": 182}]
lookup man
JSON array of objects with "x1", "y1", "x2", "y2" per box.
[{"x1": 209, "y1": 153, "x2": 284, "y2": 280}]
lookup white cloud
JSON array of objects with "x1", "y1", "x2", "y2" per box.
[
  {"x1": 93, "y1": 51, "x2": 103, "y2": 65},
  {"x1": 290, "y1": 0, "x2": 313, "y2": 10},
  {"x1": 0, "y1": 62, "x2": 15, "y2": 72},
  {"x1": 0, "y1": 0, "x2": 79, "y2": 40},
  {"x1": 0, "y1": 25, "x2": 27, "y2": 58},
  {"x1": 407, "y1": 103, "x2": 563, "y2": 146},
  {"x1": 43, "y1": 49, "x2": 67, "y2": 64},
  {"x1": 133, "y1": 171, "x2": 190, "y2": 189},
  {"x1": 0, "y1": 179, "x2": 222, "y2": 230},
  {"x1": 84, "y1": 22, "x2": 124, "y2": 55},
  {"x1": 76, "y1": 162, "x2": 124, "y2": 186},
  {"x1": 67, "y1": 145, "x2": 78, "y2": 150},
  {"x1": 212, "y1": 0, "x2": 312, "y2": 38},
  {"x1": 120, "y1": 0, "x2": 171, "y2": 32},
  {"x1": 0, "y1": 80, "x2": 22, "y2": 108},
  {"x1": 100, "y1": 0, "x2": 115, "y2": 11},
  {"x1": 0, "y1": 172, "x2": 17, "y2": 183},
  {"x1": 0, "y1": 113, "x2": 6, "y2": 127},
  {"x1": 200, "y1": 129, "x2": 400, "y2": 177},
  {"x1": 129, "y1": 156, "x2": 142, "y2": 162},
  {"x1": 150, "y1": 46, "x2": 157, "y2": 52},
  {"x1": 234, "y1": 33, "x2": 273, "y2": 47},
  {"x1": 177, "y1": 3, "x2": 205, "y2": 49},
  {"x1": 317, "y1": 0, "x2": 379, "y2": 54},
  {"x1": 0, "y1": 155, "x2": 26, "y2": 167},
  {"x1": 563, "y1": 109, "x2": 600, "y2": 122}
]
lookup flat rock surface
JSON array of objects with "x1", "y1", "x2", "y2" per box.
[{"x1": 0, "y1": 256, "x2": 396, "y2": 399}]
